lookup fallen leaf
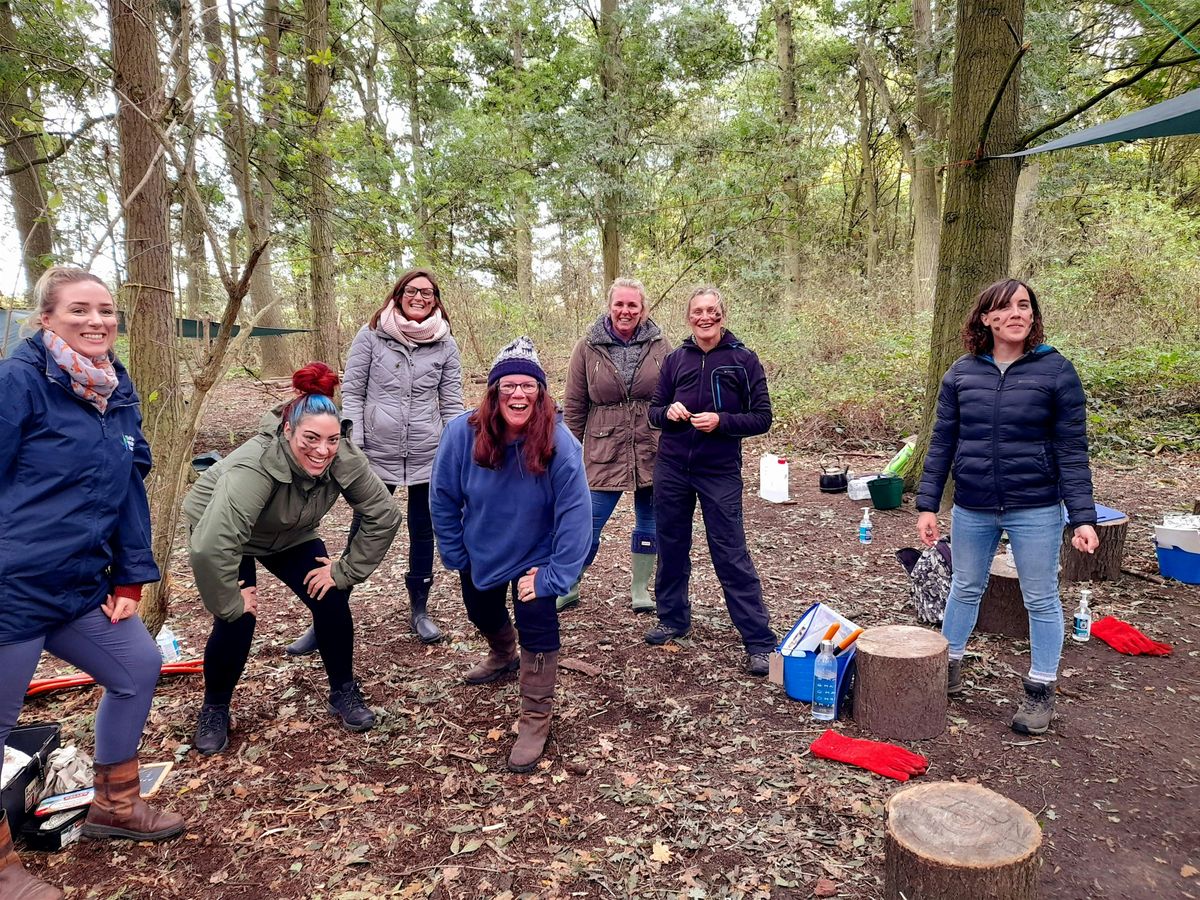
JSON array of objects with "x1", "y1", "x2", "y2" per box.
[
  {"x1": 1182, "y1": 865, "x2": 1198, "y2": 878},
  {"x1": 651, "y1": 842, "x2": 672, "y2": 863},
  {"x1": 814, "y1": 877, "x2": 839, "y2": 897}
]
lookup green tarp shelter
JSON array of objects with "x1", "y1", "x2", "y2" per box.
[{"x1": 996, "y1": 86, "x2": 1200, "y2": 158}]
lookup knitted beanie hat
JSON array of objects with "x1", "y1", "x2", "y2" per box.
[{"x1": 488, "y1": 335, "x2": 547, "y2": 387}]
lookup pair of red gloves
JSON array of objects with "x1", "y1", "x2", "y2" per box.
[
  {"x1": 1091, "y1": 616, "x2": 1172, "y2": 656},
  {"x1": 809, "y1": 729, "x2": 927, "y2": 782}
]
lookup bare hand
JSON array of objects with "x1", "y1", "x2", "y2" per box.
[
  {"x1": 1071, "y1": 525, "x2": 1100, "y2": 554},
  {"x1": 303, "y1": 557, "x2": 336, "y2": 600},
  {"x1": 239, "y1": 580, "x2": 259, "y2": 617},
  {"x1": 917, "y1": 512, "x2": 940, "y2": 547},
  {"x1": 690, "y1": 412, "x2": 720, "y2": 432},
  {"x1": 666, "y1": 402, "x2": 692, "y2": 422},
  {"x1": 517, "y1": 567, "x2": 539, "y2": 603},
  {"x1": 100, "y1": 595, "x2": 139, "y2": 623}
]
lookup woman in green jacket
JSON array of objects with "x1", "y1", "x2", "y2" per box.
[{"x1": 184, "y1": 364, "x2": 400, "y2": 755}]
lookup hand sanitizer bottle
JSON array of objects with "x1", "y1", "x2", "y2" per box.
[
  {"x1": 1071, "y1": 589, "x2": 1092, "y2": 643},
  {"x1": 858, "y1": 508, "x2": 873, "y2": 545}
]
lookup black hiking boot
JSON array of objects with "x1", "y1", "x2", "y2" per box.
[
  {"x1": 947, "y1": 658, "x2": 964, "y2": 695},
  {"x1": 286, "y1": 625, "x2": 318, "y2": 657},
  {"x1": 644, "y1": 622, "x2": 690, "y2": 646},
  {"x1": 328, "y1": 680, "x2": 376, "y2": 732},
  {"x1": 194, "y1": 703, "x2": 231, "y2": 756},
  {"x1": 1011, "y1": 678, "x2": 1056, "y2": 735}
]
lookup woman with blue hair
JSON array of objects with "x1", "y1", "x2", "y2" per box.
[{"x1": 185, "y1": 363, "x2": 400, "y2": 755}]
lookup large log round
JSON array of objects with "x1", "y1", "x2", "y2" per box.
[
  {"x1": 854, "y1": 625, "x2": 948, "y2": 740},
  {"x1": 885, "y1": 781, "x2": 1042, "y2": 900},
  {"x1": 1060, "y1": 516, "x2": 1128, "y2": 582},
  {"x1": 978, "y1": 554, "x2": 1030, "y2": 639}
]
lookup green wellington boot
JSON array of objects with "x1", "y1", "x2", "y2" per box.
[{"x1": 630, "y1": 553, "x2": 656, "y2": 613}]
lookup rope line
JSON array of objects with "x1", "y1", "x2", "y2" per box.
[{"x1": 1132, "y1": 0, "x2": 1200, "y2": 57}]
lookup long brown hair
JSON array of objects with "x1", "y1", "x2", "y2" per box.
[
  {"x1": 961, "y1": 278, "x2": 1044, "y2": 355},
  {"x1": 368, "y1": 267, "x2": 452, "y2": 329},
  {"x1": 468, "y1": 384, "x2": 557, "y2": 474}
]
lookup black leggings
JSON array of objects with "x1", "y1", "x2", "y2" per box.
[
  {"x1": 203, "y1": 538, "x2": 354, "y2": 705},
  {"x1": 347, "y1": 482, "x2": 434, "y2": 578}
]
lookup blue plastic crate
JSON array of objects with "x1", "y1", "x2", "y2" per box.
[{"x1": 1156, "y1": 544, "x2": 1200, "y2": 585}]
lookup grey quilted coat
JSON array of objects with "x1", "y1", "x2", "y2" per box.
[{"x1": 341, "y1": 324, "x2": 464, "y2": 486}]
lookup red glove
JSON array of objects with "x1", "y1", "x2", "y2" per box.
[
  {"x1": 1091, "y1": 616, "x2": 1171, "y2": 656},
  {"x1": 809, "y1": 729, "x2": 928, "y2": 782}
]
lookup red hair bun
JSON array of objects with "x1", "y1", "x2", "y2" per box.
[{"x1": 292, "y1": 362, "x2": 339, "y2": 397}]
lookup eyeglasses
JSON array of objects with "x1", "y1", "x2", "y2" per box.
[
  {"x1": 498, "y1": 381, "x2": 540, "y2": 396},
  {"x1": 402, "y1": 287, "x2": 435, "y2": 300}
]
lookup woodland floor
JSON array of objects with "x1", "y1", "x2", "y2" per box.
[{"x1": 20, "y1": 377, "x2": 1200, "y2": 900}]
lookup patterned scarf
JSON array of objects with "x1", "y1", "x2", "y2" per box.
[
  {"x1": 42, "y1": 329, "x2": 119, "y2": 413},
  {"x1": 376, "y1": 302, "x2": 449, "y2": 348}
]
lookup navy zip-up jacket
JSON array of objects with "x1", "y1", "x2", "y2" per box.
[
  {"x1": 648, "y1": 330, "x2": 772, "y2": 474},
  {"x1": 916, "y1": 345, "x2": 1096, "y2": 526},
  {"x1": 0, "y1": 335, "x2": 159, "y2": 644}
]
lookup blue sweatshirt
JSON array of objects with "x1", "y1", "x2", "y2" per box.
[{"x1": 430, "y1": 411, "x2": 592, "y2": 597}]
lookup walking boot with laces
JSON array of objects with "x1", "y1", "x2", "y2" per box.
[
  {"x1": 0, "y1": 811, "x2": 62, "y2": 899},
  {"x1": 406, "y1": 573, "x2": 444, "y2": 644},
  {"x1": 947, "y1": 658, "x2": 964, "y2": 696},
  {"x1": 285, "y1": 624, "x2": 318, "y2": 656},
  {"x1": 82, "y1": 756, "x2": 185, "y2": 841},
  {"x1": 508, "y1": 648, "x2": 559, "y2": 773},
  {"x1": 328, "y1": 680, "x2": 376, "y2": 732},
  {"x1": 194, "y1": 702, "x2": 231, "y2": 755},
  {"x1": 1011, "y1": 678, "x2": 1057, "y2": 735},
  {"x1": 464, "y1": 621, "x2": 519, "y2": 684}
]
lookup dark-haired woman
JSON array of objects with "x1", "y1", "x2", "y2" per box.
[
  {"x1": 430, "y1": 337, "x2": 591, "y2": 772},
  {"x1": 186, "y1": 364, "x2": 401, "y2": 755},
  {"x1": 287, "y1": 269, "x2": 462, "y2": 653},
  {"x1": 916, "y1": 278, "x2": 1099, "y2": 736},
  {"x1": 0, "y1": 267, "x2": 183, "y2": 898}
]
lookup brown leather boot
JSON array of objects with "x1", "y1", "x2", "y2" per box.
[
  {"x1": 0, "y1": 811, "x2": 62, "y2": 899},
  {"x1": 507, "y1": 649, "x2": 558, "y2": 773},
  {"x1": 82, "y1": 756, "x2": 185, "y2": 841},
  {"x1": 464, "y1": 621, "x2": 519, "y2": 685}
]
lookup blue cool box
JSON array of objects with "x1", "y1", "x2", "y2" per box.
[
  {"x1": 776, "y1": 603, "x2": 858, "y2": 716},
  {"x1": 1156, "y1": 544, "x2": 1200, "y2": 585}
]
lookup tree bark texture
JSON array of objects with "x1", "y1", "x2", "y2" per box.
[
  {"x1": 1010, "y1": 160, "x2": 1040, "y2": 279},
  {"x1": 855, "y1": 69, "x2": 879, "y2": 279},
  {"x1": 1060, "y1": 517, "x2": 1128, "y2": 582},
  {"x1": 110, "y1": 0, "x2": 182, "y2": 635},
  {"x1": 909, "y1": 0, "x2": 943, "y2": 310},
  {"x1": 510, "y1": 16, "x2": 534, "y2": 306},
  {"x1": 908, "y1": 0, "x2": 1025, "y2": 494},
  {"x1": 978, "y1": 554, "x2": 1031, "y2": 639},
  {"x1": 854, "y1": 624, "x2": 948, "y2": 740},
  {"x1": 774, "y1": 0, "x2": 802, "y2": 297},
  {"x1": 0, "y1": 0, "x2": 55, "y2": 296},
  {"x1": 885, "y1": 781, "x2": 1042, "y2": 900},
  {"x1": 598, "y1": 0, "x2": 622, "y2": 289},
  {"x1": 305, "y1": 0, "x2": 340, "y2": 368},
  {"x1": 170, "y1": 0, "x2": 206, "y2": 319}
]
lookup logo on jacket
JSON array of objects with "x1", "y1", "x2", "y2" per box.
[{"x1": 122, "y1": 434, "x2": 136, "y2": 451}]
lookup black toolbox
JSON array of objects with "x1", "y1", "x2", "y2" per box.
[{"x1": 2, "y1": 723, "x2": 61, "y2": 833}]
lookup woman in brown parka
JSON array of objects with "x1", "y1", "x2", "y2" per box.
[{"x1": 558, "y1": 277, "x2": 671, "y2": 612}]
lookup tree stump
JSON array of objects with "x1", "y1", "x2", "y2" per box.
[
  {"x1": 978, "y1": 554, "x2": 1030, "y2": 639},
  {"x1": 854, "y1": 625, "x2": 947, "y2": 740},
  {"x1": 1060, "y1": 516, "x2": 1129, "y2": 582},
  {"x1": 885, "y1": 781, "x2": 1042, "y2": 900}
]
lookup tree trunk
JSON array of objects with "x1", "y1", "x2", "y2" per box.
[
  {"x1": 598, "y1": 0, "x2": 622, "y2": 289},
  {"x1": 1010, "y1": 160, "x2": 1040, "y2": 279},
  {"x1": 774, "y1": 0, "x2": 802, "y2": 298},
  {"x1": 856, "y1": 69, "x2": 879, "y2": 279},
  {"x1": 305, "y1": 0, "x2": 340, "y2": 368},
  {"x1": 405, "y1": 57, "x2": 435, "y2": 264},
  {"x1": 1060, "y1": 517, "x2": 1128, "y2": 582},
  {"x1": 854, "y1": 625, "x2": 948, "y2": 740},
  {"x1": 910, "y1": 0, "x2": 942, "y2": 310},
  {"x1": 110, "y1": 0, "x2": 182, "y2": 635},
  {"x1": 908, "y1": 0, "x2": 1025, "y2": 494},
  {"x1": 511, "y1": 15, "x2": 534, "y2": 306},
  {"x1": 0, "y1": 0, "x2": 55, "y2": 296},
  {"x1": 170, "y1": 0, "x2": 206, "y2": 319},
  {"x1": 978, "y1": 553, "x2": 1031, "y2": 639}
]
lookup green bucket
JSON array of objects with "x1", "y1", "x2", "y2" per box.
[{"x1": 868, "y1": 475, "x2": 904, "y2": 510}]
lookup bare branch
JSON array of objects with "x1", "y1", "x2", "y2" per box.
[{"x1": 0, "y1": 114, "x2": 115, "y2": 177}]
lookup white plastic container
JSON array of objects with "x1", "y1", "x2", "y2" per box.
[
  {"x1": 758, "y1": 454, "x2": 789, "y2": 503},
  {"x1": 847, "y1": 473, "x2": 879, "y2": 501},
  {"x1": 155, "y1": 625, "x2": 181, "y2": 663}
]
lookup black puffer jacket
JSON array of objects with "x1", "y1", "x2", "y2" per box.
[{"x1": 916, "y1": 346, "x2": 1096, "y2": 526}]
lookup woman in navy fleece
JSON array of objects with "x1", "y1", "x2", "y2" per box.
[
  {"x1": 916, "y1": 278, "x2": 1099, "y2": 735},
  {"x1": 430, "y1": 336, "x2": 590, "y2": 772}
]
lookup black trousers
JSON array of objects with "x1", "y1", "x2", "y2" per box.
[
  {"x1": 653, "y1": 461, "x2": 778, "y2": 654},
  {"x1": 459, "y1": 566, "x2": 559, "y2": 653},
  {"x1": 203, "y1": 538, "x2": 355, "y2": 705},
  {"x1": 348, "y1": 482, "x2": 435, "y2": 579}
]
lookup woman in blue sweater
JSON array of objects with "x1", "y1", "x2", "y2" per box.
[
  {"x1": 916, "y1": 278, "x2": 1099, "y2": 735},
  {"x1": 431, "y1": 337, "x2": 590, "y2": 772}
]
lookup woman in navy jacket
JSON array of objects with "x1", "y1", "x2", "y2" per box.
[
  {"x1": 916, "y1": 278, "x2": 1099, "y2": 735},
  {"x1": 644, "y1": 286, "x2": 777, "y2": 676},
  {"x1": 0, "y1": 268, "x2": 183, "y2": 897}
]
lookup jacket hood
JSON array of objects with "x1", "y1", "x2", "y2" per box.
[{"x1": 586, "y1": 315, "x2": 663, "y2": 347}]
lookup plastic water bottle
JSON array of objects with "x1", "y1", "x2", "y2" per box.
[
  {"x1": 811, "y1": 639, "x2": 838, "y2": 721},
  {"x1": 1071, "y1": 589, "x2": 1092, "y2": 643},
  {"x1": 156, "y1": 625, "x2": 181, "y2": 662},
  {"x1": 858, "y1": 508, "x2": 873, "y2": 545}
]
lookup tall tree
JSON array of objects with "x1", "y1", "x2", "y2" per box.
[
  {"x1": 169, "y1": 0, "x2": 206, "y2": 318},
  {"x1": 597, "y1": 0, "x2": 623, "y2": 287},
  {"x1": 855, "y1": 67, "x2": 880, "y2": 278},
  {"x1": 305, "y1": 0, "x2": 339, "y2": 366},
  {"x1": 774, "y1": 0, "x2": 803, "y2": 298}
]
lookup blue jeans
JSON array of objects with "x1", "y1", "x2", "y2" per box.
[
  {"x1": 585, "y1": 486, "x2": 657, "y2": 567},
  {"x1": 942, "y1": 504, "x2": 1066, "y2": 682}
]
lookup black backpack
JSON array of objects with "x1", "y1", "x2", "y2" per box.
[{"x1": 895, "y1": 540, "x2": 953, "y2": 625}]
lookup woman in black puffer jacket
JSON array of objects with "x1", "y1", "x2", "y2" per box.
[{"x1": 915, "y1": 278, "x2": 1099, "y2": 736}]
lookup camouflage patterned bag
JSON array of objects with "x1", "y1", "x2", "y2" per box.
[{"x1": 895, "y1": 540, "x2": 953, "y2": 625}]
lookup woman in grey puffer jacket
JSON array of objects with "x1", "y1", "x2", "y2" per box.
[{"x1": 288, "y1": 268, "x2": 463, "y2": 651}]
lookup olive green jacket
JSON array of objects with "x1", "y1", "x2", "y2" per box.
[{"x1": 184, "y1": 411, "x2": 401, "y2": 621}]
